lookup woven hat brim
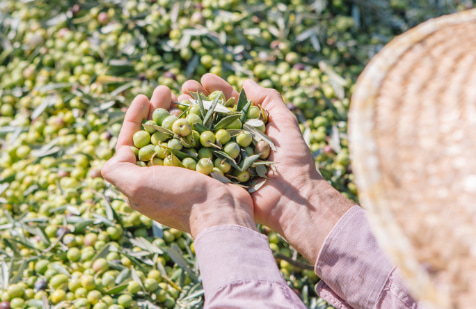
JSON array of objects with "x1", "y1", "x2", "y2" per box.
[{"x1": 349, "y1": 9, "x2": 476, "y2": 309}]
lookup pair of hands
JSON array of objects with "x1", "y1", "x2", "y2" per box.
[{"x1": 102, "y1": 74, "x2": 353, "y2": 265}]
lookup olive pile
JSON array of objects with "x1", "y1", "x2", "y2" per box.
[
  {"x1": 132, "y1": 90, "x2": 274, "y2": 190},
  {"x1": 0, "y1": 0, "x2": 466, "y2": 308}
]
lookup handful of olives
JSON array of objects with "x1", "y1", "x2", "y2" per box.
[{"x1": 130, "y1": 90, "x2": 276, "y2": 191}]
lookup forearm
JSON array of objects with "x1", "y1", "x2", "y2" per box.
[{"x1": 275, "y1": 177, "x2": 354, "y2": 265}]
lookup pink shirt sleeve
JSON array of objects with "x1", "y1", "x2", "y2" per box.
[
  {"x1": 194, "y1": 225, "x2": 306, "y2": 309},
  {"x1": 315, "y1": 205, "x2": 421, "y2": 309}
]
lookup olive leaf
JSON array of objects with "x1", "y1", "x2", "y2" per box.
[
  {"x1": 211, "y1": 150, "x2": 241, "y2": 171},
  {"x1": 168, "y1": 148, "x2": 196, "y2": 160},
  {"x1": 203, "y1": 91, "x2": 222, "y2": 128},
  {"x1": 211, "y1": 172, "x2": 232, "y2": 184},
  {"x1": 240, "y1": 154, "x2": 260, "y2": 172},
  {"x1": 240, "y1": 100, "x2": 252, "y2": 123},
  {"x1": 248, "y1": 178, "x2": 267, "y2": 193},
  {"x1": 164, "y1": 246, "x2": 197, "y2": 281},
  {"x1": 129, "y1": 237, "x2": 163, "y2": 254},
  {"x1": 106, "y1": 283, "x2": 129, "y2": 295},
  {"x1": 131, "y1": 267, "x2": 146, "y2": 292},
  {"x1": 50, "y1": 263, "x2": 70, "y2": 276},
  {"x1": 143, "y1": 123, "x2": 174, "y2": 136},
  {"x1": 226, "y1": 129, "x2": 244, "y2": 137},
  {"x1": 92, "y1": 243, "x2": 112, "y2": 263},
  {"x1": 236, "y1": 88, "x2": 248, "y2": 111},
  {"x1": 196, "y1": 92, "x2": 206, "y2": 118},
  {"x1": 115, "y1": 268, "x2": 130, "y2": 285},
  {"x1": 192, "y1": 123, "x2": 208, "y2": 134},
  {"x1": 243, "y1": 124, "x2": 276, "y2": 151}
]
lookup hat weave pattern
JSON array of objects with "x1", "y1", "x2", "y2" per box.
[{"x1": 349, "y1": 9, "x2": 476, "y2": 309}]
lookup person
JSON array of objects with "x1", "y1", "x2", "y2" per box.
[{"x1": 102, "y1": 73, "x2": 419, "y2": 309}]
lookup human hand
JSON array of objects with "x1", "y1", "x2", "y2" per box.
[
  {"x1": 101, "y1": 86, "x2": 256, "y2": 238},
  {"x1": 182, "y1": 74, "x2": 353, "y2": 263}
]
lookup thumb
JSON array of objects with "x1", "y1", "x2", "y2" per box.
[
  {"x1": 243, "y1": 79, "x2": 291, "y2": 116},
  {"x1": 243, "y1": 79, "x2": 302, "y2": 139},
  {"x1": 101, "y1": 145, "x2": 141, "y2": 194}
]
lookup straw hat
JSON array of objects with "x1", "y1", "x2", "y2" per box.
[{"x1": 349, "y1": 9, "x2": 476, "y2": 309}]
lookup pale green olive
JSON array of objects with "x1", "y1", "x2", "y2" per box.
[
  {"x1": 200, "y1": 131, "x2": 216, "y2": 147},
  {"x1": 196, "y1": 158, "x2": 213, "y2": 175},
  {"x1": 172, "y1": 118, "x2": 192, "y2": 136},
  {"x1": 133, "y1": 131, "x2": 150, "y2": 148},
  {"x1": 152, "y1": 108, "x2": 170, "y2": 125},
  {"x1": 223, "y1": 141, "x2": 240, "y2": 159},
  {"x1": 236, "y1": 131, "x2": 253, "y2": 147}
]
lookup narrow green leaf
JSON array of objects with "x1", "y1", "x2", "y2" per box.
[
  {"x1": 213, "y1": 114, "x2": 241, "y2": 131},
  {"x1": 92, "y1": 213, "x2": 115, "y2": 227},
  {"x1": 106, "y1": 283, "x2": 129, "y2": 295},
  {"x1": 240, "y1": 154, "x2": 260, "y2": 171},
  {"x1": 196, "y1": 92, "x2": 206, "y2": 118},
  {"x1": 244, "y1": 124, "x2": 276, "y2": 151},
  {"x1": 192, "y1": 123, "x2": 208, "y2": 134},
  {"x1": 164, "y1": 246, "x2": 197, "y2": 281},
  {"x1": 211, "y1": 172, "x2": 232, "y2": 184},
  {"x1": 92, "y1": 244, "x2": 111, "y2": 262},
  {"x1": 236, "y1": 88, "x2": 248, "y2": 111},
  {"x1": 1, "y1": 261, "x2": 9, "y2": 288},
  {"x1": 248, "y1": 178, "x2": 267, "y2": 193},
  {"x1": 115, "y1": 268, "x2": 130, "y2": 285},
  {"x1": 168, "y1": 148, "x2": 196, "y2": 160},
  {"x1": 131, "y1": 267, "x2": 146, "y2": 292},
  {"x1": 129, "y1": 237, "x2": 163, "y2": 254},
  {"x1": 50, "y1": 263, "x2": 70, "y2": 276},
  {"x1": 240, "y1": 100, "x2": 252, "y2": 123},
  {"x1": 203, "y1": 91, "x2": 222, "y2": 128},
  {"x1": 143, "y1": 123, "x2": 174, "y2": 136},
  {"x1": 252, "y1": 161, "x2": 278, "y2": 166},
  {"x1": 211, "y1": 150, "x2": 241, "y2": 171},
  {"x1": 9, "y1": 259, "x2": 27, "y2": 284}
]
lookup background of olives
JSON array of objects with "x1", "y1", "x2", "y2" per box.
[{"x1": 0, "y1": 0, "x2": 468, "y2": 308}]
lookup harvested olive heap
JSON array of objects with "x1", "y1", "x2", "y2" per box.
[
  {"x1": 133, "y1": 90, "x2": 275, "y2": 190},
  {"x1": 0, "y1": 0, "x2": 465, "y2": 308}
]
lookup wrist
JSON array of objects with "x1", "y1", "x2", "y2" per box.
[
  {"x1": 277, "y1": 178, "x2": 354, "y2": 265},
  {"x1": 189, "y1": 188, "x2": 256, "y2": 238}
]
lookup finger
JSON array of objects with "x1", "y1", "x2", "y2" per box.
[
  {"x1": 116, "y1": 94, "x2": 150, "y2": 151},
  {"x1": 242, "y1": 79, "x2": 288, "y2": 113},
  {"x1": 182, "y1": 80, "x2": 208, "y2": 97},
  {"x1": 101, "y1": 145, "x2": 141, "y2": 193},
  {"x1": 177, "y1": 94, "x2": 193, "y2": 103},
  {"x1": 243, "y1": 79, "x2": 304, "y2": 147},
  {"x1": 171, "y1": 93, "x2": 179, "y2": 109},
  {"x1": 201, "y1": 73, "x2": 239, "y2": 101},
  {"x1": 149, "y1": 86, "x2": 172, "y2": 118}
]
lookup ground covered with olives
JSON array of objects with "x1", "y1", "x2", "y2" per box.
[{"x1": 0, "y1": 0, "x2": 466, "y2": 308}]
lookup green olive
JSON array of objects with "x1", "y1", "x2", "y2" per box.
[
  {"x1": 172, "y1": 118, "x2": 192, "y2": 136},
  {"x1": 215, "y1": 129, "x2": 231, "y2": 145},
  {"x1": 182, "y1": 157, "x2": 197, "y2": 170},
  {"x1": 236, "y1": 131, "x2": 253, "y2": 147},
  {"x1": 161, "y1": 115, "x2": 178, "y2": 131},
  {"x1": 199, "y1": 131, "x2": 216, "y2": 147},
  {"x1": 223, "y1": 142, "x2": 240, "y2": 159},
  {"x1": 152, "y1": 108, "x2": 170, "y2": 125},
  {"x1": 138, "y1": 144, "x2": 156, "y2": 161},
  {"x1": 196, "y1": 158, "x2": 213, "y2": 175},
  {"x1": 133, "y1": 130, "x2": 151, "y2": 148}
]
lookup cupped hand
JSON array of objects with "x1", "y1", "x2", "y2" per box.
[
  {"x1": 101, "y1": 86, "x2": 256, "y2": 238},
  {"x1": 182, "y1": 74, "x2": 353, "y2": 262}
]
